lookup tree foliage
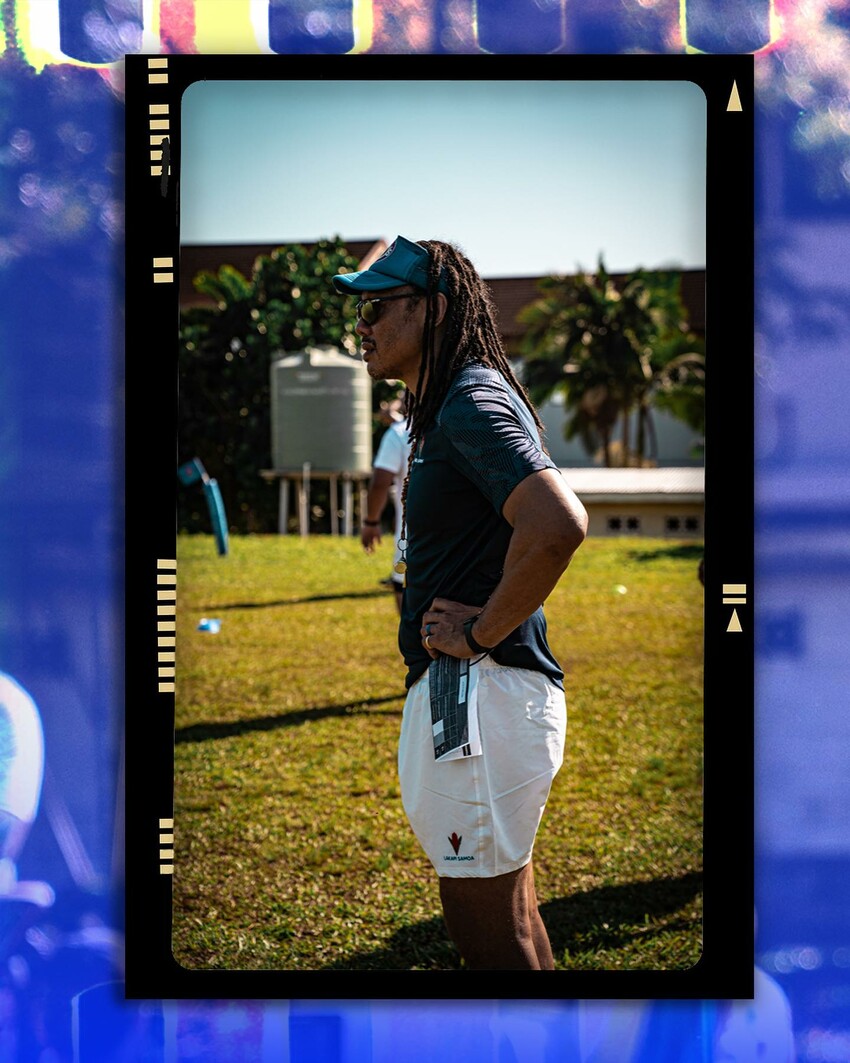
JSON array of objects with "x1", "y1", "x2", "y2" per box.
[
  {"x1": 178, "y1": 238, "x2": 366, "y2": 533},
  {"x1": 518, "y1": 259, "x2": 705, "y2": 466}
]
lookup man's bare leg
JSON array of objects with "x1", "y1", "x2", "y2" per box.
[
  {"x1": 438, "y1": 861, "x2": 553, "y2": 970},
  {"x1": 525, "y1": 861, "x2": 555, "y2": 969}
]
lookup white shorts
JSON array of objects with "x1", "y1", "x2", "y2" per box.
[{"x1": 398, "y1": 657, "x2": 566, "y2": 878}]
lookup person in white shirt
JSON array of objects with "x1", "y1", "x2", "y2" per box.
[{"x1": 360, "y1": 400, "x2": 412, "y2": 615}]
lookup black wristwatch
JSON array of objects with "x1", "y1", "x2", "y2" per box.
[{"x1": 463, "y1": 616, "x2": 495, "y2": 654}]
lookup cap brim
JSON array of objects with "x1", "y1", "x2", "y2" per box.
[{"x1": 332, "y1": 270, "x2": 407, "y2": 295}]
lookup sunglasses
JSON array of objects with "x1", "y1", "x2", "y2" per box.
[{"x1": 355, "y1": 292, "x2": 420, "y2": 325}]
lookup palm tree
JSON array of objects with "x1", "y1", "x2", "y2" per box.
[
  {"x1": 621, "y1": 267, "x2": 705, "y2": 464},
  {"x1": 518, "y1": 258, "x2": 704, "y2": 466}
]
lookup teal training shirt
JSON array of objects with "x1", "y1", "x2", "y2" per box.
[{"x1": 400, "y1": 363, "x2": 565, "y2": 690}]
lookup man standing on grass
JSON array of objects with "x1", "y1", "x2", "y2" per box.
[{"x1": 333, "y1": 237, "x2": 587, "y2": 971}]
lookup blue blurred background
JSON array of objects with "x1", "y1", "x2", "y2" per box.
[{"x1": 2, "y1": 0, "x2": 850, "y2": 1059}]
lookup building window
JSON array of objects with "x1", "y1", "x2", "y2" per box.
[
  {"x1": 666, "y1": 517, "x2": 681, "y2": 532},
  {"x1": 626, "y1": 517, "x2": 641, "y2": 531},
  {"x1": 607, "y1": 517, "x2": 622, "y2": 531},
  {"x1": 685, "y1": 517, "x2": 700, "y2": 532}
]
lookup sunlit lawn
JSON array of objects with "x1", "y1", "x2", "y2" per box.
[{"x1": 171, "y1": 533, "x2": 704, "y2": 971}]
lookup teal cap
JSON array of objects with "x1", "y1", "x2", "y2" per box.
[{"x1": 333, "y1": 236, "x2": 449, "y2": 295}]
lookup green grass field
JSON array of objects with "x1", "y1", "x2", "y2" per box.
[{"x1": 172, "y1": 533, "x2": 704, "y2": 972}]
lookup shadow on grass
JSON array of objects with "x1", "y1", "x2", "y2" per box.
[
  {"x1": 319, "y1": 870, "x2": 702, "y2": 971},
  {"x1": 175, "y1": 694, "x2": 403, "y2": 744},
  {"x1": 626, "y1": 544, "x2": 704, "y2": 564},
  {"x1": 543, "y1": 870, "x2": 702, "y2": 960},
  {"x1": 199, "y1": 589, "x2": 391, "y2": 611},
  {"x1": 319, "y1": 914, "x2": 462, "y2": 971}
]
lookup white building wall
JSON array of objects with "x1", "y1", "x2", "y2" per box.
[
  {"x1": 539, "y1": 392, "x2": 703, "y2": 468},
  {"x1": 585, "y1": 502, "x2": 704, "y2": 538}
]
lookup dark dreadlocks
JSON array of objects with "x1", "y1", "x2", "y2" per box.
[
  {"x1": 398, "y1": 240, "x2": 547, "y2": 537},
  {"x1": 405, "y1": 239, "x2": 544, "y2": 443}
]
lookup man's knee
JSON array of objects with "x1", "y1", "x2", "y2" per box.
[{"x1": 439, "y1": 865, "x2": 534, "y2": 929}]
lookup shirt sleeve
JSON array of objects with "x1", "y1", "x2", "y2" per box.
[
  {"x1": 439, "y1": 378, "x2": 558, "y2": 515},
  {"x1": 373, "y1": 424, "x2": 406, "y2": 475}
]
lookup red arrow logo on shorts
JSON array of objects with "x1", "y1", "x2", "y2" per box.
[{"x1": 448, "y1": 832, "x2": 462, "y2": 855}]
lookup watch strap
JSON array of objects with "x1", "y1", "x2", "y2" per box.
[{"x1": 463, "y1": 616, "x2": 494, "y2": 654}]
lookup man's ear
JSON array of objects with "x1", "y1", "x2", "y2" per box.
[{"x1": 432, "y1": 291, "x2": 449, "y2": 327}]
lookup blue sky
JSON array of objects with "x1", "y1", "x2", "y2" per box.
[{"x1": 180, "y1": 78, "x2": 706, "y2": 278}]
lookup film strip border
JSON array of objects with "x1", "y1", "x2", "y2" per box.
[
  {"x1": 680, "y1": 0, "x2": 782, "y2": 55},
  {"x1": 1, "y1": 0, "x2": 784, "y2": 70},
  {"x1": 157, "y1": 559, "x2": 176, "y2": 692},
  {"x1": 723, "y1": 583, "x2": 748, "y2": 633},
  {"x1": 153, "y1": 256, "x2": 173, "y2": 284},
  {"x1": 148, "y1": 58, "x2": 171, "y2": 179},
  {"x1": 159, "y1": 818, "x2": 174, "y2": 875}
]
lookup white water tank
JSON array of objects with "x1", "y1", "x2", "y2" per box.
[{"x1": 269, "y1": 345, "x2": 372, "y2": 473}]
